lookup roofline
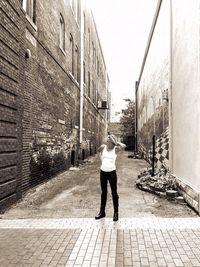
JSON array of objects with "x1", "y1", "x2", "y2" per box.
[
  {"x1": 89, "y1": 8, "x2": 107, "y2": 71},
  {"x1": 136, "y1": 0, "x2": 163, "y2": 90}
]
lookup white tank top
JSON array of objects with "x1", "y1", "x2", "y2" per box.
[{"x1": 100, "y1": 145, "x2": 117, "y2": 172}]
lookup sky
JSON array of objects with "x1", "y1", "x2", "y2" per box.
[{"x1": 86, "y1": 0, "x2": 158, "y2": 113}]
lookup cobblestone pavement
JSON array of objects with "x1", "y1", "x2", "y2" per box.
[{"x1": 1, "y1": 217, "x2": 200, "y2": 267}]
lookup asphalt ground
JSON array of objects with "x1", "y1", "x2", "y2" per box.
[{"x1": 1, "y1": 151, "x2": 199, "y2": 267}]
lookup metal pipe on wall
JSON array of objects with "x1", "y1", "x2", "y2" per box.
[
  {"x1": 169, "y1": 0, "x2": 173, "y2": 172},
  {"x1": 152, "y1": 135, "x2": 155, "y2": 176},
  {"x1": 135, "y1": 81, "x2": 138, "y2": 153},
  {"x1": 79, "y1": 0, "x2": 84, "y2": 145}
]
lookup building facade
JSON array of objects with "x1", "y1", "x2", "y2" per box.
[
  {"x1": 81, "y1": 6, "x2": 109, "y2": 157},
  {"x1": 0, "y1": 0, "x2": 24, "y2": 209},
  {"x1": 136, "y1": 0, "x2": 170, "y2": 169},
  {"x1": 0, "y1": 0, "x2": 109, "y2": 210},
  {"x1": 136, "y1": 0, "x2": 200, "y2": 213}
]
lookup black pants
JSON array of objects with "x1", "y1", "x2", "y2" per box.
[{"x1": 100, "y1": 170, "x2": 119, "y2": 212}]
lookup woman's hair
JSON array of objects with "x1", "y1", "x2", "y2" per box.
[{"x1": 108, "y1": 134, "x2": 117, "y2": 145}]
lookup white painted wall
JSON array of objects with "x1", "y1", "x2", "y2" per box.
[
  {"x1": 171, "y1": 0, "x2": 200, "y2": 191},
  {"x1": 137, "y1": 0, "x2": 170, "y2": 142}
]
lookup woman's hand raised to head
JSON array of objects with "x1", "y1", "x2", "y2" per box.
[{"x1": 97, "y1": 144, "x2": 105, "y2": 153}]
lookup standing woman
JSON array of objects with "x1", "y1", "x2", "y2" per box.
[{"x1": 95, "y1": 134, "x2": 126, "y2": 221}]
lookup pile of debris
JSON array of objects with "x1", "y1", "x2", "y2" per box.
[
  {"x1": 136, "y1": 167, "x2": 185, "y2": 204},
  {"x1": 128, "y1": 152, "x2": 143, "y2": 159}
]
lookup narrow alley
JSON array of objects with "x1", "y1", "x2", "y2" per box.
[
  {"x1": 1, "y1": 151, "x2": 196, "y2": 219},
  {"x1": 1, "y1": 151, "x2": 200, "y2": 267},
  {"x1": 1, "y1": 0, "x2": 200, "y2": 266}
]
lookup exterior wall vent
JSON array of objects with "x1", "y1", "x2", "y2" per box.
[{"x1": 97, "y1": 100, "x2": 108, "y2": 109}]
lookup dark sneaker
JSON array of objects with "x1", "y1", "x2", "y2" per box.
[
  {"x1": 95, "y1": 211, "x2": 106, "y2": 220},
  {"x1": 113, "y1": 212, "x2": 118, "y2": 221}
]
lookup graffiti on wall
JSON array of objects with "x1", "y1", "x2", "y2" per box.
[{"x1": 137, "y1": 60, "x2": 169, "y2": 169}]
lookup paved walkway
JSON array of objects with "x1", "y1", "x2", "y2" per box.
[{"x1": 1, "y1": 217, "x2": 200, "y2": 267}]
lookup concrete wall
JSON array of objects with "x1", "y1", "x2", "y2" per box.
[
  {"x1": 171, "y1": 0, "x2": 200, "y2": 211},
  {"x1": 137, "y1": 0, "x2": 200, "y2": 213},
  {"x1": 137, "y1": 0, "x2": 170, "y2": 167}
]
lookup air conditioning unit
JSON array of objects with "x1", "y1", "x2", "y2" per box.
[
  {"x1": 97, "y1": 101, "x2": 108, "y2": 109},
  {"x1": 162, "y1": 89, "x2": 168, "y2": 102}
]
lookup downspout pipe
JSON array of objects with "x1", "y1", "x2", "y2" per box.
[
  {"x1": 169, "y1": 0, "x2": 173, "y2": 172},
  {"x1": 135, "y1": 81, "x2": 138, "y2": 153},
  {"x1": 106, "y1": 74, "x2": 110, "y2": 137},
  {"x1": 79, "y1": 0, "x2": 84, "y2": 145}
]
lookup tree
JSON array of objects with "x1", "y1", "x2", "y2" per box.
[{"x1": 120, "y1": 100, "x2": 135, "y2": 149}]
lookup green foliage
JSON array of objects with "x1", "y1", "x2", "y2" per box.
[{"x1": 120, "y1": 100, "x2": 135, "y2": 139}]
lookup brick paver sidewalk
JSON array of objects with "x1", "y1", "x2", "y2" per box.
[{"x1": 1, "y1": 217, "x2": 200, "y2": 267}]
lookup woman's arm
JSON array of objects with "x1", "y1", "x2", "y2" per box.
[
  {"x1": 97, "y1": 144, "x2": 105, "y2": 153},
  {"x1": 116, "y1": 141, "x2": 126, "y2": 148},
  {"x1": 115, "y1": 141, "x2": 126, "y2": 151}
]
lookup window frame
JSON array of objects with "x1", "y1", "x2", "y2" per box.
[
  {"x1": 23, "y1": 0, "x2": 36, "y2": 23},
  {"x1": 88, "y1": 71, "x2": 91, "y2": 97},
  {"x1": 88, "y1": 29, "x2": 90, "y2": 54},
  {"x1": 75, "y1": 45, "x2": 79, "y2": 81},
  {"x1": 70, "y1": 34, "x2": 75, "y2": 76},
  {"x1": 83, "y1": 61, "x2": 86, "y2": 84},
  {"x1": 59, "y1": 14, "x2": 65, "y2": 52}
]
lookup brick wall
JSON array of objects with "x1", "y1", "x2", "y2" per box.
[
  {"x1": 0, "y1": 0, "x2": 23, "y2": 210},
  {"x1": 81, "y1": 8, "x2": 108, "y2": 156},
  {"x1": 0, "y1": 0, "x2": 109, "y2": 210},
  {"x1": 21, "y1": 0, "x2": 82, "y2": 191},
  {"x1": 0, "y1": 0, "x2": 82, "y2": 200}
]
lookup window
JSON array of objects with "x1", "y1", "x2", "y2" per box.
[
  {"x1": 70, "y1": 34, "x2": 74, "y2": 75},
  {"x1": 94, "y1": 84, "x2": 97, "y2": 105},
  {"x1": 94, "y1": 48, "x2": 96, "y2": 67},
  {"x1": 92, "y1": 80, "x2": 94, "y2": 102},
  {"x1": 92, "y1": 43, "x2": 96, "y2": 66},
  {"x1": 83, "y1": 13, "x2": 86, "y2": 34},
  {"x1": 83, "y1": 62, "x2": 86, "y2": 84},
  {"x1": 88, "y1": 29, "x2": 90, "y2": 54},
  {"x1": 92, "y1": 42, "x2": 94, "y2": 63},
  {"x1": 97, "y1": 58, "x2": 99, "y2": 75},
  {"x1": 23, "y1": 0, "x2": 36, "y2": 22},
  {"x1": 88, "y1": 72, "x2": 91, "y2": 97},
  {"x1": 75, "y1": 46, "x2": 79, "y2": 81},
  {"x1": 60, "y1": 14, "x2": 65, "y2": 51},
  {"x1": 97, "y1": 92, "x2": 100, "y2": 104}
]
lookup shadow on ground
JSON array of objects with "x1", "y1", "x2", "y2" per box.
[{"x1": 1, "y1": 151, "x2": 197, "y2": 219}]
